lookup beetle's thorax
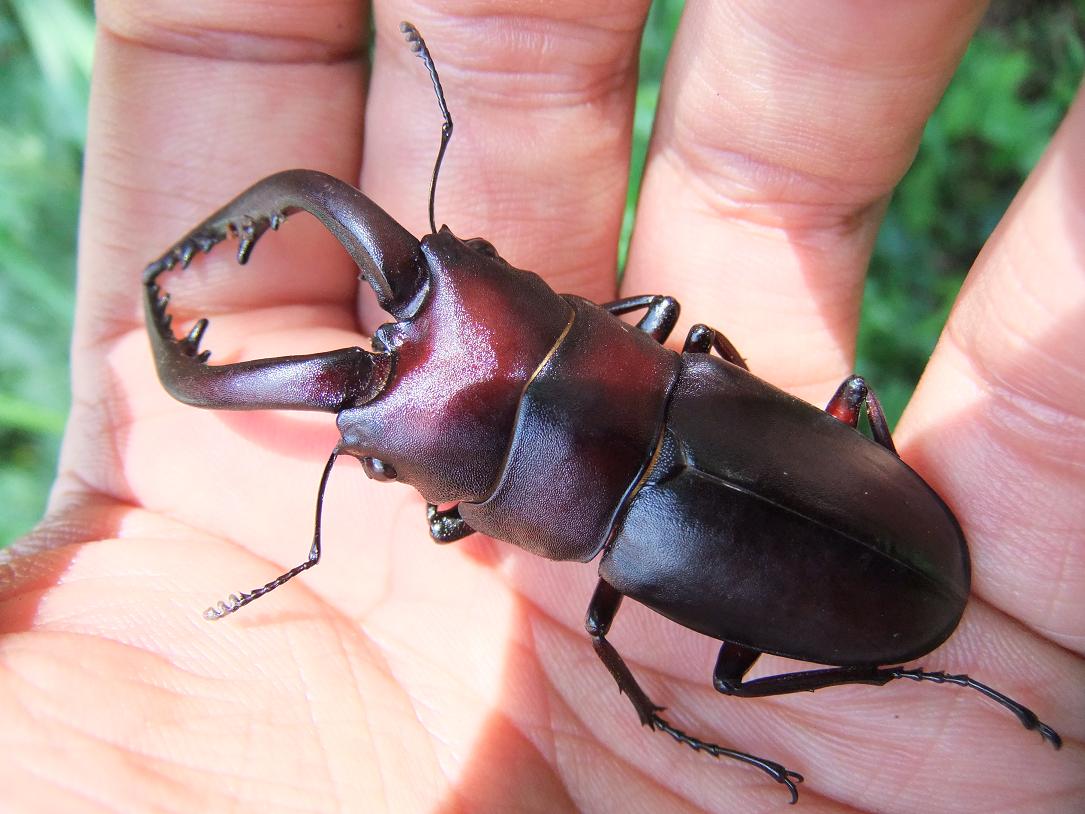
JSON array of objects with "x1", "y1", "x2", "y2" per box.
[{"x1": 336, "y1": 228, "x2": 571, "y2": 502}]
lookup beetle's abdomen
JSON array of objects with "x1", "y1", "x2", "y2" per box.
[
  {"x1": 459, "y1": 297, "x2": 681, "y2": 561},
  {"x1": 600, "y1": 354, "x2": 970, "y2": 666}
]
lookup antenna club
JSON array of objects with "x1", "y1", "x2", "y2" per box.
[{"x1": 398, "y1": 22, "x2": 454, "y2": 236}]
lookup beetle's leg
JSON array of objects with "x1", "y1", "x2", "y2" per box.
[
  {"x1": 681, "y1": 324, "x2": 748, "y2": 370},
  {"x1": 808, "y1": 375, "x2": 1060, "y2": 747},
  {"x1": 586, "y1": 579, "x2": 804, "y2": 803},
  {"x1": 712, "y1": 645, "x2": 1061, "y2": 749},
  {"x1": 425, "y1": 503, "x2": 475, "y2": 543},
  {"x1": 824, "y1": 374, "x2": 896, "y2": 454},
  {"x1": 601, "y1": 295, "x2": 679, "y2": 344}
]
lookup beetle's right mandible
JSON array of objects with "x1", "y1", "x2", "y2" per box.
[{"x1": 142, "y1": 169, "x2": 427, "y2": 413}]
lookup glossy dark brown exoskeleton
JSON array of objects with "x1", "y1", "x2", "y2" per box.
[{"x1": 142, "y1": 22, "x2": 1060, "y2": 804}]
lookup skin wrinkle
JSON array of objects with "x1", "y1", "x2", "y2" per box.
[
  {"x1": 380, "y1": 12, "x2": 641, "y2": 100},
  {"x1": 394, "y1": 46, "x2": 637, "y2": 110},
  {"x1": 97, "y1": 6, "x2": 366, "y2": 66},
  {"x1": 942, "y1": 319, "x2": 1085, "y2": 476},
  {"x1": 725, "y1": 1, "x2": 978, "y2": 81},
  {"x1": 662, "y1": 146, "x2": 887, "y2": 253},
  {"x1": 710, "y1": 3, "x2": 979, "y2": 173},
  {"x1": 954, "y1": 294, "x2": 1085, "y2": 426},
  {"x1": 3, "y1": 644, "x2": 229, "y2": 800},
  {"x1": 284, "y1": 624, "x2": 345, "y2": 811},
  {"x1": 657, "y1": 97, "x2": 899, "y2": 237}
]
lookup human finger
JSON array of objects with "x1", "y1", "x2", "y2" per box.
[
  {"x1": 624, "y1": 0, "x2": 987, "y2": 401},
  {"x1": 357, "y1": 1, "x2": 653, "y2": 330}
]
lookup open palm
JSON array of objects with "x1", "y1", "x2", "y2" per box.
[{"x1": 2, "y1": 2, "x2": 1082, "y2": 812}]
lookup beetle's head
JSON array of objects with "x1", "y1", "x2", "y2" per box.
[
  {"x1": 335, "y1": 224, "x2": 571, "y2": 503},
  {"x1": 143, "y1": 23, "x2": 569, "y2": 508},
  {"x1": 144, "y1": 191, "x2": 569, "y2": 505}
]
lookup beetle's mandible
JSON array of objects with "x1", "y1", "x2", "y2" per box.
[{"x1": 141, "y1": 22, "x2": 1061, "y2": 804}]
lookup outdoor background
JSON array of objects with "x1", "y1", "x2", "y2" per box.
[{"x1": 1, "y1": 0, "x2": 1082, "y2": 547}]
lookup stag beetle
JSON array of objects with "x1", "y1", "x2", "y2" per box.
[{"x1": 142, "y1": 22, "x2": 1061, "y2": 804}]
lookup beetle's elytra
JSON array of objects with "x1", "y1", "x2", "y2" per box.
[{"x1": 142, "y1": 22, "x2": 1060, "y2": 804}]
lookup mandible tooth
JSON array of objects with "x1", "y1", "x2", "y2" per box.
[
  {"x1": 184, "y1": 318, "x2": 209, "y2": 350},
  {"x1": 179, "y1": 242, "x2": 196, "y2": 268}
]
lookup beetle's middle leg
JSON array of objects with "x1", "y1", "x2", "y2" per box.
[
  {"x1": 601, "y1": 295, "x2": 679, "y2": 343},
  {"x1": 586, "y1": 578, "x2": 804, "y2": 803}
]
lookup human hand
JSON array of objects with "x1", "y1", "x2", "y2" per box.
[{"x1": 2, "y1": 2, "x2": 1082, "y2": 812}]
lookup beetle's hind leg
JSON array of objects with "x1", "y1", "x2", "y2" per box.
[
  {"x1": 712, "y1": 643, "x2": 1062, "y2": 748},
  {"x1": 710, "y1": 377, "x2": 1061, "y2": 749},
  {"x1": 825, "y1": 374, "x2": 896, "y2": 453},
  {"x1": 585, "y1": 579, "x2": 804, "y2": 803}
]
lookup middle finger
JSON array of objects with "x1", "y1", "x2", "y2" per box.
[{"x1": 359, "y1": 1, "x2": 653, "y2": 329}]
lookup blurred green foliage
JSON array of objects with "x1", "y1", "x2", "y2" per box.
[
  {"x1": 859, "y1": 1, "x2": 1085, "y2": 422},
  {"x1": 0, "y1": 1, "x2": 1081, "y2": 546},
  {"x1": 0, "y1": 0, "x2": 93, "y2": 546}
]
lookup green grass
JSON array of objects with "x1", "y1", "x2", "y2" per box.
[
  {"x1": 0, "y1": 0, "x2": 92, "y2": 545},
  {"x1": 0, "y1": 1, "x2": 1081, "y2": 547}
]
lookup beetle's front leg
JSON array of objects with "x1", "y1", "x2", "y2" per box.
[
  {"x1": 585, "y1": 579, "x2": 804, "y2": 803},
  {"x1": 425, "y1": 503, "x2": 475, "y2": 543}
]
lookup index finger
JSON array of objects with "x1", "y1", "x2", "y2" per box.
[{"x1": 66, "y1": 1, "x2": 369, "y2": 500}]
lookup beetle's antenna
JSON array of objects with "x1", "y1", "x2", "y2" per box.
[
  {"x1": 204, "y1": 444, "x2": 342, "y2": 620},
  {"x1": 400, "y1": 21, "x2": 453, "y2": 235}
]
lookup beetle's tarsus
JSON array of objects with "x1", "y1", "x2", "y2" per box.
[
  {"x1": 650, "y1": 713, "x2": 803, "y2": 804},
  {"x1": 889, "y1": 667, "x2": 1062, "y2": 748}
]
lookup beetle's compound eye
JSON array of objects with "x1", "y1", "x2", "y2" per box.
[
  {"x1": 362, "y1": 457, "x2": 398, "y2": 482},
  {"x1": 464, "y1": 237, "x2": 498, "y2": 258}
]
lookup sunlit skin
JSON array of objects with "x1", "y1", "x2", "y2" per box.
[{"x1": 2, "y1": 2, "x2": 1084, "y2": 812}]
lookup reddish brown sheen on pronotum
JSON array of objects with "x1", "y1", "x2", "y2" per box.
[{"x1": 142, "y1": 22, "x2": 1060, "y2": 804}]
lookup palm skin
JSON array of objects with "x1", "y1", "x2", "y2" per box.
[{"x1": 1, "y1": 1, "x2": 1083, "y2": 812}]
